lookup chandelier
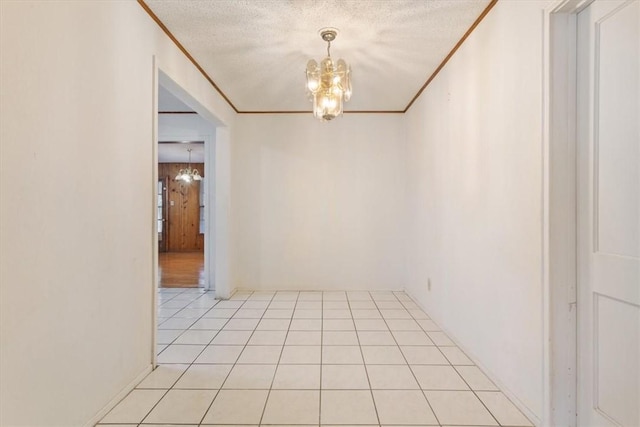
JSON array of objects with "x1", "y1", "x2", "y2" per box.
[
  {"x1": 306, "y1": 28, "x2": 352, "y2": 121},
  {"x1": 175, "y1": 148, "x2": 202, "y2": 183}
]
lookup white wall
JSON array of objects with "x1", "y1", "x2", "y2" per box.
[
  {"x1": 404, "y1": 0, "x2": 547, "y2": 422},
  {"x1": 232, "y1": 114, "x2": 406, "y2": 291},
  {"x1": 0, "y1": 2, "x2": 234, "y2": 425},
  {"x1": 158, "y1": 113, "x2": 216, "y2": 144}
]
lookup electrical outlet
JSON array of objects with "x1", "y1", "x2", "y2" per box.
[{"x1": 427, "y1": 278, "x2": 431, "y2": 291}]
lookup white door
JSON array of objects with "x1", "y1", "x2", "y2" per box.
[{"x1": 577, "y1": 1, "x2": 640, "y2": 426}]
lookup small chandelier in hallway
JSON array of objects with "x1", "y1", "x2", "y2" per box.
[
  {"x1": 175, "y1": 148, "x2": 202, "y2": 183},
  {"x1": 306, "y1": 28, "x2": 352, "y2": 121}
]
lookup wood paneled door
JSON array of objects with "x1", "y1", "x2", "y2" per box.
[{"x1": 158, "y1": 163, "x2": 205, "y2": 252}]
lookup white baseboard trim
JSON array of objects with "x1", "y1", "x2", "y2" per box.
[
  {"x1": 84, "y1": 364, "x2": 153, "y2": 427},
  {"x1": 403, "y1": 287, "x2": 542, "y2": 427}
]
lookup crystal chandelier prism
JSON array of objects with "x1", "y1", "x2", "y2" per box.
[
  {"x1": 306, "y1": 28, "x2": 352, "y2": 121},
  {"x1": 175, "y1": 148, "x2": 202, "y2": 183}
]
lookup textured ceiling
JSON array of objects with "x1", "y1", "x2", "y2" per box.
[{"x1": 144, "y1": 0, "x2": 492, "y2": 112}]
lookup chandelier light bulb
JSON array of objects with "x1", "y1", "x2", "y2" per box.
[
  {"x1": 306, "y1": 28, "x2": 352, "y2": 121},
  {"x1": 175, "y1": 148, "x2": 201, "y2": 184}
]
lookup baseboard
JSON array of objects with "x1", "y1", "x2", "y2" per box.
[
  {"x1": 403, "y1": 287, "x2": 542, "y2": 427},
  {"x1": 84, "y1": 364, "x2": 153, "y2": 427}
]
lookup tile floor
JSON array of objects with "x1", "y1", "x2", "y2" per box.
[{"x1": 98, "y1": 289, "x2": 533, "y2": 427}]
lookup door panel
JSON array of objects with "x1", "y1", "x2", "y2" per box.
[{"x1": 577, "y1": 1, "x2": 640, "y2": 426}]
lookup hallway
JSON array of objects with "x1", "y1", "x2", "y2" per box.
[{"x1": 98, "y1": 289, "x2": 532, "y2": 426}]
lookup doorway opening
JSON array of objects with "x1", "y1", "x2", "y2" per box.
[{"x1": 157, "y1": 138, "x2": 206, "y2": 288}]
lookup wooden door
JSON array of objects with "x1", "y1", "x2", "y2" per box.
[
  {"x1": 577, "y1": 1, "x2": 640, "y2": 425},
  {"x1": 159, "y1": 163, "x2": 204, "y2": 252}
]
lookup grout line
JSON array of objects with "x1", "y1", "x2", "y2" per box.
[
  {"x1": 346, "y1": 291, "x2": 382, "y2": 427},
  {"x1": 257, "y1": 291, "x2": 302, "y2": 426},
  {"x1": 370, "y1": 292, "x2": 442, "y2": 427},
  {"x1": 139, "y1": 291, "x2": 242, "y2": 425},
  {"x1": 195, "y1": 291, "x2": 272, "y2": 426}
]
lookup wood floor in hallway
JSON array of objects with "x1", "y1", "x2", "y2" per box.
[{"x1": 158, "y1": 251, "x2": 204, "y2": 288}]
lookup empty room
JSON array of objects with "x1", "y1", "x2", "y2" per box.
[{"x1": 0, "y1": 1, "x2": 638, "y2": 427}]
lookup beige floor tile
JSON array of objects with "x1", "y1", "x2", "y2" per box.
[
  {"x1": 173, "y1": 330, "x2": 218, "y2": 345},
  {"x1": 195, "y1": 345, "x2": 243, "y2": 364},
  {"x1": 324, "y1": 301, "x2": 350, "y2": 309},
  {"x1": 272, "y1": 364, "x2": 321, "y2": 389},
  {"x1": 293, "y1": 309, "x2": 322, "y2": 319},
  {"x1": 346, "y1": 291, "x2": 373, "y2": 301},
  {"x1": 366, "y1": 365, "x2": 419, "y2": 389},
  {"x1": 279, "y1": 345, "x2": 321, "y2": 364},
  {"x1": 269, "y1": 301, "x2": 296, "y2": 309},
  {"x1": 210, "y1": 330, "x2": 252, "y2": 345},
  {"x1": 408, "y1": 309, "x2": 430, "y2": 319},
  {"x1": 386, "y1": 319, "x2": 422, "y2": 331},
  {"x1": 455, "y1": 366, "x2": 499, "y2": 391},
  {"x1": 477, "y1": 391, "x2": 533, "y2": 426},
  {"x1": 323, "y1": 319, "x2": 355, "y2": 330},
  {"x1": 361, "y1": 346, "x2": 406, "y2": 364},
  {"x1": 373, "y1": 390, "x2": 438, "y2": 425},
  {"x1": 349, "y1": 301, "x2": 377, "y2": 309},
  {"x1": 242, "y1": 300, "x2": 270, "y2": 309},
  {"x1": 440, "y1": 347, "x2": 474, "y2": 365},
  {"x1": 322, "y1": 346, "x2": 363, "y2": 364},
  {"x1": 237, "y1": 345, "x2": 282, "y2": 364},
  {"x1": 358, "y1": 331, "x2": 396, "y2": 346},
  {"x1": 376, "y1": 301, "x2": 404, "y2": 309},
  {"x1": 323, "y1": 331, "x2": 359, "y2": 345},
  {"x1": 137, "y1": 364, "x2": 188, "y2": 389},
  {"x1": 256, "y1": 319, "x2": 290, "y2": 330},
  {"x1": 203, "y1": 308, "x2": 237, "y2": 318},
  {"x1": 371, "y1": 292, "x2": 398, "y2": 301},
  {"x1": 380, "y1": 309, "x2": 412, "y2": 319},
  {"x1": 189, "y1": 318, "x2": 227, "y2": 330},
  {"x1": 223, "y1": 364, "x2": 276, "y2": 389},
  {"x1": 263, "y1": 309, "x2": 294, "y2": 319},
  {"x1": 214, "y1": 300, "x2": 244, "y2": 309},
  {"x1": 157, "y1": 329, "x2": 184, "y2": 344},
  {"x1": 174, "y1": 364, "x2": 232, "y2": 389},
  {"x1": 159, "y1": 318, "x2": 196, "y2": 330},
  {"x1": 262, "y1": 390, "x2": 320, "y2": 424},
  {"x1": 401, "y1": 346, "x2": 449, "y2": 365},
  {"x1": 157, "y1": 345, "x2": 205, "y2": 364},
  {"x1": 323, "y1": 309, "x2": 352, "y2": 319},
  {"x1": 296, "y1": 301, "x2": 322, "y2": 309},
  {"x1": 424, "y1": 390, "x2": 498, "y2": 426},
  {"x1": 290, "y1": 319, "x2": 322, "y2": 330},
  {"x1": 355, "y1": 319, "x2": 389, "y2": 331},
  {"x1": 322, "y1": 364, "x2": 369, "y2": 389},
  {"x1": 428, "y1": 331, "x2": 456, "y2": 346},
  {"x1": 101, "y1": 389, "x2": 165, "y2": 424},
  {"x1": 248, "y1": 330, "x2": 287, "y2": 345},
  {"x1": 351, "y1": 309, "x2": 382, "y2": 319},
  {"x1": 298, "y1": 292, "x2": 323, "y2": 301},
  {"x1": 321, "y1": 390, "x2": 378, "y2": 424},
  {"x1": 286, "y1": 330, "x2": 321, "y2": 345},
  {"x1": 273, "y1": 291, "x2": 299, "y2": 301},
  {"x1": 202, "y1": 390, "x2": 268, "y2": 424},
  {"x1": 411, "y1": 365, "x2": 469, "y2": 390},
  {"x1": 323, "y1": 292, "x2": 347, "y2": 301},
  {"x1": 143, "y1": 389, "x2": 217, "y2": 424},
  {"x1": 392, "y1": 331, "x2": 434, "y2": 346},
  {"x1": 223, "y1": 318, "x2": 260, "y2": 330}
]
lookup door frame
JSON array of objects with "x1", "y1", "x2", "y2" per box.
[{"x1": 542, "y1": 1, "x2": 594, "y2": 425}]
